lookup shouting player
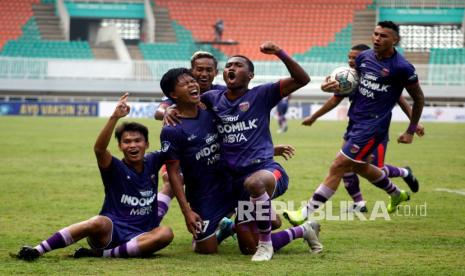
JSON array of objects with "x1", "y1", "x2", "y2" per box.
[{"x1": 201, "y1": 41, "x2": 322, "y2": 261}]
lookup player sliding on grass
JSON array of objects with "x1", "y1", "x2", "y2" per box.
[
  {"x1": 296, "y1": 44, "x2": 424, "y2": 213},
  {"x1": 17, "y1": 93, "x2": 173, "y2": 261},
  {"x1": 199, "y1": 41, "x2": 321, "y2": 261},
  {"x1": 159, "y1": 68, "x2": 321, "y2": 257},
  {"x1": 284, "y1": 21, "x2": 425, "y2": 226}
]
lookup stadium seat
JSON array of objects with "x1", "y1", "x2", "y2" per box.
[{"x1": 154, "y1": 0, "x2": 372, "y2": 61}]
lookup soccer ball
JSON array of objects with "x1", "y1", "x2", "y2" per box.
[{"x1": 329, "y1": 67, "x2": 359, "y2": 95}]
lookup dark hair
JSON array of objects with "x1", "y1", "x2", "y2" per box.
[
  {"x1": 160, "y1": 67, "x2": 193, "y2": 101},
  {"x1": 190, "y1": 51, "x2": 218, "y2": 69},
  {"x1": 351, "y1": 44, "x2": 370, "y2": 51},
  {"x1": 230, "y1": 55, "x2": 254, "y2": 73},
  {"x1": 115, "y1": 122, "x2": 149, "y2": 144},
  {"x1": 377, "y1": 21, "x2": 400, "y2": 36}
]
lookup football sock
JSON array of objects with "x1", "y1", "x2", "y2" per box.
[
  {"x1": 304, "y1": 184, "x2": 335, "y2": 218},
  {"x1": 35, "y1": 228, "x2": 74, "y2": 255},
  {"x1": 157, "y1": 192, "x2": 172, "y2": 220},
  {"x1": 343, "y1": 173, "x2": 364, "y2": 203},
  {"x1": 271, "y1": 225, "x2": 304, "y2": 251},
  {"x1": 371, "y1": 170, "x2": 401, "y2": 196},
  {"x1": 103, "y1": 237, "x2": 140, "y2": 258},
  {"x1": 250, "y1": 193, "x2": 272, "y2": 244},
  {"x1": 383, "y1": 164, "x2": 409, "y2": 178}
]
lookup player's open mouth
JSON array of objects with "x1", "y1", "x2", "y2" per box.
[
  {"x1": 227, "y1": 71, "x2": 236, "y2": 80},
  {"x1": 189, "y1": 89, "x2": 199, "y2": 97},
  {"x1": 128, "y1": 149, "x2": 139, "y2": 157}
]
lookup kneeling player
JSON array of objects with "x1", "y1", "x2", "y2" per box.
[{"x1": 17, "y1": 93, "x2": 173, "y2": 261}]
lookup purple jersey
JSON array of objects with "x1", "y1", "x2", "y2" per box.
[
  {"x1": 160, "y1": 108, "x2": 230, "y2": 199},
  {"x1": 99, "y1": 152, "x2": 163, "y2": 232},
  {"x1": 201, "y1": 82, "x2": 283, "y2": 173},
  {"x1": 350, "y1": 49, "x2": 418, "y2": 127}
]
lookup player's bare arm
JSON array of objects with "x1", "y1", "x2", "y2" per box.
[
  {"x1": 260, "y1": 41, "x2": 310, "y2": 96},
  {"x1": 398, "y1": 83, "x2": 425, "y2": 144},
  {"x1": 94, "y1": 93, "x2": 130, "y2": 169},
  {"x1": 163, "y1": 105, "x2": 181, "y2": 126},
  {"x1": 397, "y1": 96, "x2": 425, "y2": 137},
  {"x1": 302, "y1": 96, "x2": 343, "y2": 126},
  {"x1": 166, "y1": 161, "x2": 202, "y2": 238}
]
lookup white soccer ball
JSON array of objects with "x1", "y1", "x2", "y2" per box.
[{"x1": 329, "y1": 67, "x2": 359, "y2": 95}]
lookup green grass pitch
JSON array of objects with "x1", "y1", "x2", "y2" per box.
[{"x1": 1, "y1": 116, "x2": 464, "y2": 275}]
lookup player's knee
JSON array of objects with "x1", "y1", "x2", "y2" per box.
[
  {"x1": 157, "y1": 226, "x2": 174, "y2": 244},
  {"x1": 244, "y1": 178, "x2": 265, "y2": 195},
  {"x1": 330, "y1": 158, "x2": 350, "y2": 175},
  {"x1": 87, "y1": 216, "x2": 111, "y2": 233}
]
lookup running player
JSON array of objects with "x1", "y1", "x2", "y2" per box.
[
  {"x1": 17, "y1": 93, "x2": 173, "y2": 261},
  {"x1": 201, "y1": 41, "x2": 321, "y2": 261},
  {"x1": 297, "y1": 44, "x2": 423, "y2": 213},
  {"x1": 276, "y1": 96, "x2": 291, "y2": 133},
  {"x1": 284, "y1": 21, "x2": 425, "y2": 226}
]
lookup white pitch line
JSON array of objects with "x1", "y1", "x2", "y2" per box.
[{"x1": 435, "y1": 188, "x2": 465, "y2": 196}]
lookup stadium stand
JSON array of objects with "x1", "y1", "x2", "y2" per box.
[{"x1": 154, "y1": 0, "x2": 372, "y2": 61}]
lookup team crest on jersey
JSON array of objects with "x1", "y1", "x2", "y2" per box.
[
  {"x1": 350, "y1": 144, "x2": 360, "y2": 154},
  {"x1": 239, "y1": 101, "x2": 250, "y2": 112},
  {"x1": 161, "y1": 141, "x2": 170, "y2": 152},
  {"x1": 381, "y1": 68, "x2": 390, "y2": 77}
]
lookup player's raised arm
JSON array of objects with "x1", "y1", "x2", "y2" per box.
[
  {"x1": 260, "y1": 41, "x2": 310, "y2": 96},
  {"x1": 94, "y1": 93, "x2": 130, "y2": 169},
  {"x1": 398, "y1": 83, "x2": 425, "y2": 144}
]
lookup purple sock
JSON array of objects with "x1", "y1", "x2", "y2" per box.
[
  {"x1": 35, "y1": 228, "x2": 74, "y2": 255},
  {"x1": 305, "y1": 184, "x2": 335, "y2": 217},
  {"x1": 271, "y1": 225, "x2": 304, "y2": 251},
  {"x1": 372, "y1": 171, "x2": 400, "y2": 196},
  {"x1": 383, "y1": 164, "x2": 408, "y2": 178},
  {"x1": 103, "y1": 238, "x2": 140, "y2": 258},
  {"x1": 343, "y1": 173, "x2": 364, "y2": 202},
  {"x1": 251, "y1": 193, "x2": 271, "y2": 244},
  {"x1": 157, "y1": 193, "x2": 171, "y2": 221}
]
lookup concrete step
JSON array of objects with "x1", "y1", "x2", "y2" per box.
[{"x1": 92, "y1": 47, "x2": 118, "y2": 60}]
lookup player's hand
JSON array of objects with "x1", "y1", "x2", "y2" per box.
[
  {"x1": 302, "y1": 116, "x2": 317, "y2": 126},
  {"x1": 163, "y1": 106, "x2": 181, "y2": 126},
  {"x1": 183, "y1": 209, "x2": 203, "y2": 239},
  {"x1": 321, "y1": 76, "x2": 341, "y2": 93},
  {"x1": 260, "y1": 41, "x2": 281, "y2": 55},
  {"x1": 274, "y1": 144, "x2": 295, "y2": 160},
  {"x1": 197, "y1": 102, "x2": 207, "y2": 110},
  {"x1": 415, "y1": 123, "x2": 425, "y2": 137},
  {"x1": 397, "y1": 132, "x2": 414, "y2": 144},
  {"x1": 112, "y1": 92, "x2": 130, "y2": 118}
]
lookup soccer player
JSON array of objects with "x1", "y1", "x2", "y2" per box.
[
  {"x1": 276, "y1": 96, "x2": 291, "y2": 133},
  {"x1": 298, "y1": 44, "x2": 424, "y2": 213},
  {"x1": 284, "y1": 21, "x2": 425, "y2": 226},
  {"x1": 159, "y1": 68, "x2": 320, "y2": 257},
  {"x1": 201, "y1": 41, "x2": 322, "y2": 261},
  {"x1": 153, "y1": 51, "x2": 226, "y2": 224},
  {"x1": 16, "y1": 93, "x2": 173, "y2": 261}
]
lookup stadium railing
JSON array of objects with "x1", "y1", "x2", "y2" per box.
[{"x1": 0, "y1": 56, "x2": 464, "y2": 101}]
